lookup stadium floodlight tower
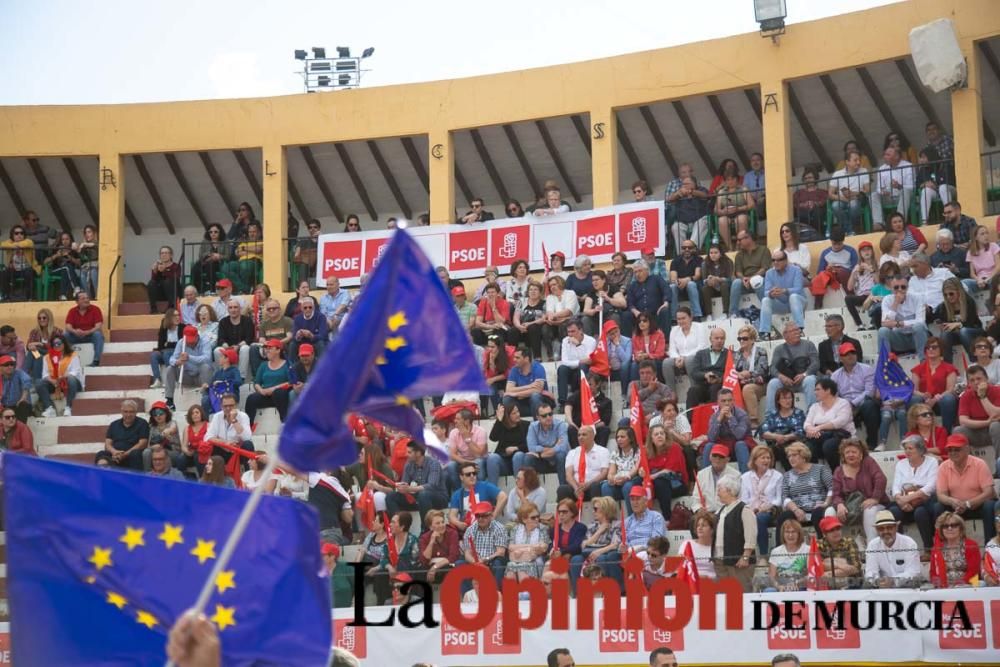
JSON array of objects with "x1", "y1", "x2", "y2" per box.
[
  {"x1": 295, "y1": 46, "x2": 375, "y2": 93},
  {"x1": 754, "y1": 0, "x2": 786, "y2": 42}
]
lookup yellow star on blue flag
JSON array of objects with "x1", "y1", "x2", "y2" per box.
[{"x1": 4, "y1": 455, "x2": 331, "y2": 666}]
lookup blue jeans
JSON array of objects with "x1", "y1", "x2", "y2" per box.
[
  {"x1": 600, "y1": 476, "x2": 641, "y2": 505},
  {"x1": 759, "y1": 294, "x2": 806, "y2": 336},
  {"x1": 556, "y1": 363, "x2": 589, "y2": 405},
  {"x1": 150, "y1": 349, "x2": 170, "y2": 380},
  {"x1": 878, "y1": 323, "x2": 929, "y2": 361},
  {"x1": 879, "y1": 402, "x2": 908, "y2": 447},
  {"x1": 728, "y1": 278, "x2": 764, "y2": 316},
  {"x1": 755, "y1": 510, "x2": 774, "y2": 555},
  {"x1": 830, "y1": 199, "x2": 863, "y2": 234},
  {"x1": 512, "y1": 393, "x2": 546, "y2": 419},
  {"x1": 36, "y1": 376, "x2": 81, "y2": 409},
  {"x1": 524, "y1": 450, "x2": 568, "y2": 485},
  {"x1": 64, "y1": 330, "x2": 104, "y2": 364},
  {"x1": 669, "y1": 281, "x2": 703, "y2": 320},
  {"x1": 765, "y1": 376, "x2": 817, "y2": 414},
  {"x1": 701, "y1": 440, "x2": 751, "y2": 472},
  {"x1": 611, "y1": 364, "x2": 631, "y2": 400},
  {"x1": 24, "y1": 351, "x2": 45, "y2": 380},
  {"x1": 570, "y1": 549, "x2": 623, "y2": 594}
]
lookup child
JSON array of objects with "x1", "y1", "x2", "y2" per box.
[{"x1": 845, "y1": 241, "x2": 878, "y2": 329}]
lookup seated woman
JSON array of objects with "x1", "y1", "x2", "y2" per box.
[
  {"x1": 714, "y1": 167, "x2": 754, "y2": 251},
  {"x1": 542, "y1": 276, "x2": 579, "y2": 358},
  {"x1": 147, "y1": 245, "x2": 182, "y2": 314},
  {"x1": 223, "y1": 221, "x2": 263, "y2": 294},
  {"x1": 758, "y1": 387, "x2": 807, "y2": 469},
  {"x1": 888, "y1": 434, "x2": 938, "y2": 550},
  {"x1": 150, "y1": 308, "x2": 183, "y2": 389},
  {"x1": 43, "y1": 232, "x2": 81, "y2": 300},
  {"x1": 184, "y1": 405, "x2": 210, "y2": 476},
  {"x1": 511, "y1": 282, "x2": 546, "y2": 360},
  {"x1": 775, "y1": 442, "x2": 832, "y2": 537},
  {"x1": 581, "y1": 270, "x2": 624, "y2": 337},
  {"x1": 630, "y1": 313, "x2": 666, "y2": 383},
  {"x1": 542, "y1": 499, "x2": 586, "y2": 583},
  {"x1": 193, "y1": 224, "x2": 227, "y2": 293},
  {"x1": 886, "y1": 211, "x2": 927, "y2": 255},
  {"x1": 729, "y1": 324, "x2": 768, "y2": 428},
  {"x1": 502, "y1": 466, "x2": 547, "y2": 524},
  {"x1": 600, "y1": 426, "x2": 641, "y2": 503},
  {"x1": 878, "y1": 232, "x2": 911, "y2": 272},
  {"x1": 241, "y1": 453, "x2": 277, "y2": 493},
  {"x1": 36, "y1": 334, "x2": 83, "y2": 418},
  {"x1": 371, "y1": 512, "x2": 420, "y2": 605},
  {"x1": 984, "y1": 512, "x2": 1000, "y2": 586},
  {"x1": 200, "y1": 455, "x2": 235, "y2": 488},
  {"x1": 899, "y1": 337, "x2": 958, "y2": 439},
  {"x1": 571, "y1": 496, "x2": 622, "y2": 585},
  {"x1": 934, "y1": 278, "x2": 984, "y2": 364},
  {"x1": 145, "y1": 400, "x2": 184, "y2": 471},
  {"x1": 792, "y1": 168, "x2": 828, "y2": 232},
  {"x1": 642, "y1": 424, "x2": 689, "y2": 516},
  {"x1": 74, "y1": 224, "x2": 99, "y2": 298},
  {"x1": 489, "y1": 401, "x2": 529, "y2": 478},
  {"x1": 933, "y1": 512, "x2": 981, "y2": 588},
  {"x1": 483, "y1": 335, "x2": 512, "y2": 411},
  {"x1": 964, "y1": 225, "x2": 999, "y2": 295},
  {"x1": 284, "y1": 279, "x2": 312, "y2": 319},
  {"x1": 25, "y1": 308, "x2": 62, "y2": 380},
  {"x1": 971, "y1": 336, "x2": 1000, "y2": 384},
  {"x1": 804, "y1": 378, "x2": 855, "y2": 469},
  {"x1": 505, "y1": 501, "x2": 549, "y2": 582},
  {"x1": 0, "y1": 225, "x2": 40, "y2": 300},
  {"x1": 648, "y1": 400, "x2": 697, "y2": 481},
  {"x1": 831, "y1": 438, "x2": 888, "y2": 543},
  {"x1": 741, "y1": 446, "x2": 782, "y2": 557},
  {"x1": 677, "y1": 511, "x2": 717, "y2": 581},
  {"x1": 194, "y1": 304, "x2": 219, "y2": 348},
  {"x1": 418, "y1": 509, "x2": 460, "y2": 584},
  {"x1": 244, "y1": 339, "x2": 292, "y2": 424},
  {"x1": 767, "y1": 519, "x2": 809, "y2": 592}
]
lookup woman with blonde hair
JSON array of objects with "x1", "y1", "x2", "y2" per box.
[
  {"x1": 741, "y1": 446, "x2": 782, "y2": 556},
  {"x1": 505, "y1": 501, "x2": 549, "y2": 581},
  {"x1": 964, "y1": 225, "x2": 1000, "y2": 294},
  {"x1": 933, "y1": 277, "x2": 984, "y2": 364},
  {"x1": 878, "y1": 232, "x2": 911, "y2": 271},
  {"x1": 418, "y1": 509, "x2": 460, "y2": 584},
  {"x1": 25, "y1": 307, "x2": 62, "y2": 380},
  {"x1": 903, "y1": 403, "x2": 946, "y2": 455},
  {"x1": 573, "y1": 496, "x2": 622, "y2": 583},
  {"x1": 731, "y1": 325, "x2": 768, "y2": 427},
  {"x1": 768, "y1": 519, "x2": 809, "y2": 591},
  {"x1": 933, "y1": 512, "x2": 981, "y2": 587},
  {"x1": 775, "y1": 442, "x2": 832, "y2": 537}
]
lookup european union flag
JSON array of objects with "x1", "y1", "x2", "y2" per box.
[
  {"x1": 874, "y1": 339, "x2": 914, "y2": 403},
  {"x1": 279, "y1": 229, "x2": 486, "y2": 472},
  {"x1": 4, "y1": 455, "x2": 331, "y2": 667}
]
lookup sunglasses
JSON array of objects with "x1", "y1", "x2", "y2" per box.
[
  {"x1": 266, "y1": 306, "x2": 279, "y2": 311},
  {"x1": 918, "y1": 412, "x2": 933, "y2": 418},
  {"x1": 942, "y1": 523, "x2": 961, "y2": 529},
  {"x1": 528, "y1": 515, "x2": 540, "y2": 520},
  {"x1": 737, "y1": 336, "x2": 750, "y2": 342},
  {"x1": 2, "y1": 415, "x2": 15, "y2": 420},
  {"x1": 461, "y1": 471, "x2": 477, "y2": 477},
  {"x1": 12, "y1": 231, "x2": 24, "y2": 236},
  {"x1": 538, "y1": 412, "x2": 552, "y2": 418},
  {"x1": 893, "y1": 285, "x2": 908, "y2": 291}
]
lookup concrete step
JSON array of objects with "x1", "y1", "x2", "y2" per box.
[
  {"x1": 110, "y1": 328, "x2": 158, "y2": 343},
  {"x1": 72, "y1": 397, "x2": 147, "y2": 416},
  {"x1": 119, "y1": 302, "x2": 174, "y2": 316},
  {"x1": 58, "y1": 424, "x2": 107, "y2": 444},
  {"x1": 86, "y1": 374, "x2": 151, "y2": 391},
  {"x1": 101, "y1": 351, "x2": 152, "y2": 366},
  {"x1": 114, "y1": 314, "x2": 163, "y2": 330},
  {"x1": 87, "y1": 364, "x2": 148, "y2": 376},
  {"x1": 46, "y1": 451, "x2": 98, "y2": 465},
  {"x1": 106, "y1": 341, "x2": 157, "y2": 353}
]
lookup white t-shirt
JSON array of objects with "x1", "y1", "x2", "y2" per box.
[
  {"x1": 565, "y1": 445, "x2": 611, "y2": 485},
  {"x1": 678, "y1": 539, "x2": 716, "y2": 579},
  {"x1": 668, "y1": 322, "x2": 709, "y2": 359},
  {"x1": 829, "y1": 167, "x2": 869, "y2": 195},
  {"x1": 769, "y1": 543, "x2": 810, "y2": 577},
  {"x1": 777, "y1": 245, "x2": 811, "y2": 276}
]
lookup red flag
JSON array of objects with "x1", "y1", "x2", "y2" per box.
[
  {"x1": 588, "y1": 321, "x2": 612, "y2": 377},
  {"x1": 576, "y1": 415, "x2": 589, "y2": 516},
  {"x1": 676, "y1": 540, "x2": 701, "y2": 594},
  {"x1": 552, "y1": 520, "x2": 562, "y2": 556},
  {"x1": 929, "y1": 531, "x2": 947, "y2": 588},
  {"x1": 721, "y1": 348, "x2": 744, "y2": 409},
  {"x1": 984, "y1": 549, "x2": 999, "y2": 582},
  {"x1": 960, "y1": 347, "x2": 970, "y2": 373},
  {"x1": 224, "y1": 455, "x2": 243, "y2": 489},
  {"x1": 694, "y1": 475, "x2": 706, "y2": 509},
  {"x1": 465, "y1": 487, "x2": 477, "y2": 527},
  {"x1": 541, "y1": 242, "x2": 551, "y2": 275},
  {"x1": 807, "y1": 535, "x2": 825, "y2": 590},
  {"x1": 629, "y1": 384, "x2": 653, "y2": 508},
  {"x1": 579, "y1": 370, "x2": 600, "y2": 426},
  {"x1": 689, "y1": 403, "x2": 716, "y2": 439},
  {"x1": 619, "y1": 501, "x2": 628, "y2": 549},
  {"x1": 384, "y1": 513, "x2": 399, "y2": 567}
]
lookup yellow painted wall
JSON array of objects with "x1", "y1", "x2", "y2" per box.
[{"x1": 0, "y1": 0, "x2": 995, "y2": 322}]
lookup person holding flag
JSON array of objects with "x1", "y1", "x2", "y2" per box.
[
  {"x1": 458, "y1": 501, "x2": 509, "y2": 589},
  {"x1": 702, "y1": 388, "x2": 752, "y2": 472},
  {"x1": 559, "y1": 423, "x2": 610, "y2": 506},
  {"x1": 581, "y1": 270, "x2": 625, "y2": 337},
  {"x1": 677, "y1": 510, "x2": 716, "y2": 583},
  {"x1": 564, "y1": 373, "x2": 612, "y2": 446}
]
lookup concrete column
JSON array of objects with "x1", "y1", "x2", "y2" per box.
[
  {"x1": 760, "y1": 81, "x2": 792, "y2": 250},
  {"x1": 97, "y1": 152, "x2": 125, "y2": 323},
  {"x1": 261, "y1": 144, "x2": 288, "y2": 290},
  {"x1": 590, "y1": 108, "x2": 619, "y2": 209},
  {"x1": 951, "y1": 39, "x2": 987, "y2": 220},
  {"x1": 428, "y1": 130, "x2": 455, "y2": 225}
]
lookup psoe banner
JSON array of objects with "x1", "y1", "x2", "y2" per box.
[
  {"x1": 330, "y1": 587, "x2": 1000, "y2": 666},
  {"x1": 315, "y1": 201, "x2": 665, "y2": 287}
]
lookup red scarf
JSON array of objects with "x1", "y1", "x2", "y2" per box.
[{"x1": 46, "y1": 349, "x2": 70, "y2": 396}]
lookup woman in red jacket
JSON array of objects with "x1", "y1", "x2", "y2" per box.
[
  {"x1": 630, "y1": 312, "x2": 666, "y2": 383},
  {"x1": 642, "y1": 424, "x2": 688, "y2": 515},
  {"x1": 0, "y1": 406, "x2": 34, "y2": 454},
  {"x1": 934, "y1": 512, "x2": 982, "y2": 586}
]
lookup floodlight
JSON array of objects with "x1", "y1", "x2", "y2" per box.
[
  {"x1": 312, "y1": 47, "x2": 326, "y2": 59},
  {"x1": 294, "y1": 50, "x2": 308, "y2": 60},
  {"x1": 336, "y1": 46, "x2": 351, "y2": 58},
  {"x1": 754, "y1": 0, "x2": 786, "y2": 36},
  {"x1": 362, "y1": 47, "x2": 375, "y2": 58}
]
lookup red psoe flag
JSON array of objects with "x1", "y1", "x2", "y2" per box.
[
  {"x1": 579, "y1": 370, "x2": 600, "y2": 426},
  {"x1": 807, "y1": 535, "x2": 825, "y2": 591},
  {"x1": 721, "y1": 347, "x2": 744, "y2": 409},
  {"x1": 929, "y1": 531, "x2": 947, "y2": 588},
  {"x1": 676, "y1": 540, "x2": 701, "y2": 594},
  {"x1": 629, "y1": 384, "x2": 653, "y2": 509}
]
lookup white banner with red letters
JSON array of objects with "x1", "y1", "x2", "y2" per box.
[
  {"x1": 315, "y1": 202, "x2": 666, "y2": 287},
  {"x1": 328, "y1": 587, "x2": 1000, "y2": 666}
]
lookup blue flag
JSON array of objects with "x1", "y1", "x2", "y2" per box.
[
  {"x1": 874, "y1": 339, "x2": 914, "y2": 403},
  {"x1": 4, "y1": 455, "x2": 331, "y2": 667},
  {"x1": 279, "y1": 229, "x2": 486, "y2": 472}
]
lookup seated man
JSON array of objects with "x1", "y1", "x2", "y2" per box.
[
  {"x1": 204, "y1": 392, "x2": 255, "y2": 467},
  {"x1": 930, "y1": 228, "x2": 969, "y2": 281},
  {"x1": 765, "y1": 321, "x2": 819, "y2": 413},
  {"x1": 564, "y1": 373, "x2": 612, "y2": 447},
  {"x1": 686, "y1": 328, "x2": 729, "y2": 408},
  {"x1": 864, "y1": 510, "x2": 922, "y2": 588},
  {"x1": 954, "y1": 364, "x2": 1000, "y2": 465},
  {"x1": 623, "y1": 259, "x2": 670, "y2": 337},
  {"x1": 525, "y1": 404, "x2": 569, "y2": 484},
  {"x1": 148, "y1": 444, "x2": 185, "y2": 480},
  {"x1": 870, "y1": 146, "x2": 914, "y2": 231},
  {"x1": 702, "y1": 389, "x2": 751, "y2": 472},
  {"x1": 63, "y1": 291, "x2": 104, "y2": 366},
  {"x1": 249, "y1": 299, "x2": 293, "y2": 379},
  {"x1": 214, "y1": 299, "x2": 254, "y2": 381},
  {"x1": 878, "y1": 275, "x2": 930, "y2": 361},
  {"x1": 941, "y1": 200, "x2": 977, "y2": 251},
  {"x1": 829, "y1": 343, "x2": 879, "y2": 451},
  {"x1": 605, "y1": 321, "x2": 633, "y2": 397},
  {"x1": 444, "y1": 409, "x2": 500, "y2": 491},
  {"x1": 457, "y1": 501, "x2": 508, "y2": 588},
  {"x1": 178, "y1": 284, "x2": 201, "y2": 326},
  {"x1": 0, "y1": 355, "x2": 33, "y2": 422},
  {"x1": 907, "y1": 253, "x2": 952, "y2": 314},
  {"x1": 319, "y1": 276, "x2": 352, "y2": 336},
  {"x1": 691, "y1": 445, "x2": 740, "y2": 513},
  {"x1": 456, "y1": 197, "x2": 495, "y2": 224},
  {"x1": 163, "y1": 326, "x2": 214, "y2": 412},
  {"x1": 290, "y1": 296, "x2": 329, "y2": 361},
  {"x1": 728, "y1": 232, "x2": 771, "y2": 316},
  {"x1": 627, "y1": 360, "x2": 673, "y2": 422},
  {"x1": 556, "y1": 319, "x2": 596, "y2": 408},
  {"x1": 505, "y1": 346, "x2": 552, "y2": 416},
  {"x1": 813, "y1": 228, "x2": 857, "y2": 308},
  {"x1": 292, "y1": 219, "x2": 321, "y2": 282},
  {"x1": 669, "y1": 240, "x2": 704, "y2": 323},
  {"x1": 385, "y1": 441, "x2": 449, "y2": 526},
  {"x1": 827, "y1": 149, "x2": 870, "y2": 233},
  {"x1": 759, "y1": 250, "x2": 805, "y2": 340},
  {"x1": 818, "y1": 314, "x2": 863, "y2": 376},
  {"x1": 447, "y1": 463, "x2": 506, "y2": 533},
  {"x1": 934, "y1": 434, "x2": 998, "y2": 543},
  {"x1": 621, "y1": 485, "x2": 667, "y2": 558},
  {"x1": 211, "y1": 278, "x2": 246, "y2": 320},
  {"x1": 816, "y1": 516, "x2": 862, "y2": 589},
  {"x1": 668, "y1": 177, "x2": 711, "y2": 258},
  {"x1": 557, "y1": 425, "x2": 610, "y2": 503},
  {"x1": 100, "y1": 400, "x2": 149, "y2": 470}
]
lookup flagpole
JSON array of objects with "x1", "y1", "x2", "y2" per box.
[{"x1": 164, "y1": 453, "x2": 280, "y2": 667}]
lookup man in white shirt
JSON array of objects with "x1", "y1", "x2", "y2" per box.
[
  {"x1": 211, "y1": 278, "x2": 246, "y2": 320},
  {"x1": 908, "y1": 253, "x2": 953, "y2": 311},
  {"x1": 879, "y1": 276, "x2": 929, "y2": 360},
  {"x1": 864, "y1": 510, "x2": 922, "y2": 587},
  {"x1": 205, "y1": 391, "x2": 254, "y2": 455},
  {"x1": 828, "y1": 149, "x2": 870, "y2": 233},
  {"x1": 663, "y1": 306, "x2": 708, "y2": 389},
  {"x1": 558, "y1": 425, "x2": 610, "y2": 503},
  {"x1": 179, "y1": 285, "x2": 200, "y2": 326},
  {"x1": 691, "y1": 445, "x2": 740, "y2": 513},
  {"x1": 556, "y1": 319, "x2": 596, "y2": 407},
  {"x1": 871, "y1": 146, "x2": 915, "y2": 231}
]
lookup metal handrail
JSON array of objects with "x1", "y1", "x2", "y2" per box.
[{"x1": 107, "y1": 254, "x2": 122, "y2": 330}]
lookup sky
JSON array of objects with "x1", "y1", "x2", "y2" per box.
[{"x1": 0, "y1": 0, "x2": 899, "y2": 106}]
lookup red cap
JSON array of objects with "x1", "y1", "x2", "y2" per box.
[
  {"x1": 221, "y1": 348, "x2": 238, "y2": 365},
  {"x1": 642, "y1": 247, "x2": 656, "y2": 256},
  {"x1": 215, "y1": 278, "x2": 233, "y2": 289},
  {"x1": 264, "y1": 339, "x2": 283, "y2": 349},
  {"x1": 0, "y1": 355, "x2": 14, "y2": 366},
  {"x1": 945, "y1": 434, "x2": 969, "y2": 449},
  {"x1": 183, "y1": 325, "x2": 199, "y2": 339},
  {"x1": 450, "y1": 285, "x2": 465, "y2": 297},
  {"x1": 550, "y1": 251, "x2": 566, "y2": 260},
  {"x1": 819, "y1": 516, "x2": 842, "y2": 533},
  {"x1": 837, "y1": 342, "x2": 857, "y2": 356},
  {"x1": 858, "y1": 241, "x2": 873, "y2": 251},
  {"x1": 321, "y1": 543, "x2": 341, "y2": 558},
  {"x1": 710, "y1": 444, "x2": 730, "y2": 458},
  {"x1": 298, "y1": 343, "x2": 314, "y2": 357},
  {"x1": 629, "y1": 486, "x2": 647, "y2": 498},
  {"x1": 392, "y1": 572, "x2": 413, "y2": 583},
  {"x1": 470, "y1": 501, "x2": 493, "y2": 516},
  {"x1": 150, "y1": 400, "x2": 169, "y2": 412},
  {"x1": 601, "y1": 320, "x2": 620, "y2": 336}
]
